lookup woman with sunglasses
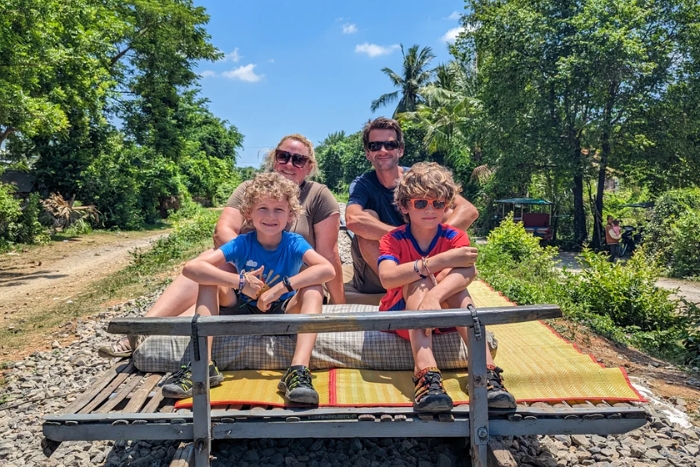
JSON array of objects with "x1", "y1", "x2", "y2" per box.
[{"x1": 98, "y1": 134, "x2": 344, "y2": 359}]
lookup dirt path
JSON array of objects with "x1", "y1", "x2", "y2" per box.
[{"x1": 0, "y1": 229, "x2": 170, "y2": 322}]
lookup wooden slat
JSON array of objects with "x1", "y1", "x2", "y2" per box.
[
  {"x1": 96, "y1": 372, "x2": 145, "y2": 414},
  {"x1": 61, "y1": 361, "x2": 132, "y2": 415},
  {"x1": 487, "y1": 438, "x2": 517, "y2": 467},
  {"x1": 78, "y1": 362, "x2": 136, "y2": 414},
  {"x1": 107, "y1": 305, "x2": 562, "y2": 337},
  {"x1": 141, "y1": 375, "x2": 169, "y2": 414},
  {"x1": 169, "y1": 443, "x2": 194, "y2": 467},
  {"x1": 124, "y1": 374, "x2": 163, "y2": 413}
]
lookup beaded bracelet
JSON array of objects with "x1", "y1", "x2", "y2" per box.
[
  {"x1": 238, "y1": 271, "x2": 246, "y2": 291},
  {"x1": 414, "y1": 259, "x2": 427, "y2": 279},
  {"x1": 422, "y1": 257, "x2": 438, "y2": 286}
]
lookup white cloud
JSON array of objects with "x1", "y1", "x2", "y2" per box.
[
  {"x1": 222, "y1": 64, "x2": 264, "y2": 82},
  {"x1": 442, "y1": 27, "x2": 464, "y2": 43},
  {"x1": 222, "y1": 48, "x2": 242, "y2": 62},
  {"x1": 355, "y1": 43, "x2": 399, "y2": 58},
  {"x1": 446, "y1": 11, "x2": 461, "y2": 20},
  {"x1": 268, "y1": 59, "x2": 275, "y2": 63},
  {"x1": 200, "y1": 70, "x2": 217, "y2": 78},
  {"x1": 342, "y1": 23, "x2": 357, "y2": 34}
]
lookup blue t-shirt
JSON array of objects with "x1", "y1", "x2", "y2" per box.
[
  {"x1": 219, "y1": 231, "x2": 313, "y2": 304},
  {"x1": 348, "y1": 170, "x2": 406, "y2": 227}
]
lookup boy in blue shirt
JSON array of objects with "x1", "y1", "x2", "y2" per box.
[{"x1": 162, "y1": 172, "x2": 335, "y2": 404}]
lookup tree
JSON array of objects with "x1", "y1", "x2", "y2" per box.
[
  {"x1": 459, "y1": 0, "x2": 690, "y2": 246},
  {"x1": 370, "y1": 44, "x2": 435, "y2": 117}
]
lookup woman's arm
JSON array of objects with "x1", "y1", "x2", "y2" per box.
[
  {"x1": 213, "y1": 207, "x2": 244, "y2": 248},
  {"x1": 313, "y1": 213, "x2": 346, "y2": 304}
]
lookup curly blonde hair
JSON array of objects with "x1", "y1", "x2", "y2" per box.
[
  {"x1": 262, "y1": 134, "x2": 318, "y2": 178},
  {"x1": 239, "y1": 172, "x2": 303, "y2": 223},
  {"x1": 395, "y1": 162, "x2": 462, "y2": 222}
]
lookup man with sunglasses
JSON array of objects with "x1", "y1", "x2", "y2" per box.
[{"x1": 345, "y1": 117, "x2": 479, "y2": 294}]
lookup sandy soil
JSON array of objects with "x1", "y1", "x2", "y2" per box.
[{"x1": 0, "y1": 229, "x2": 170, "y2": 323}]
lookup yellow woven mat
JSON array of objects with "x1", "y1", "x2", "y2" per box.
[{"x1": 174, "y1": 280, "x2": 645, "y2": 408}]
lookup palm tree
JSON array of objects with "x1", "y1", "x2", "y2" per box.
[
  {"x1": 400, "y1": 60, "x2": 481, "y2": 154},
  {"x1": 370, "y1": 44, "x2": 436, "y2": 117}
]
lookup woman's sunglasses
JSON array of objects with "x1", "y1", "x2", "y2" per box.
[
  {"x1": 367, "y1": 140, "x2": 400, "y2": 152},
  {"x1": 275, "y1": 150, "x2": 309, "y2": 169},
  {"x1": 410, "y1": 199, "x2": 447, "y2": 210}
]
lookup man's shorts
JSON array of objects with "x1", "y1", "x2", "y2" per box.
[
  {"x1": 220, "y1": 291, "x2": 293, "y2": 315},
  {"x1": 350, "y1": 235, "x2": 386, "y2": 294}
]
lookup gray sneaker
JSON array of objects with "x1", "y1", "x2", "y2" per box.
[{"x1": 277, "y1": 365, "x2": 319, "y2": 405}]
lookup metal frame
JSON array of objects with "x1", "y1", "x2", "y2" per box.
[{"x1": 42, "y1": 304, "x2": 649, "y2": 467}]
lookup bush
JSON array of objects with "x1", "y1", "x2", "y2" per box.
[
  {"x1": 0, "y1": 183, "x2": 22, "y2": 248},
  {"x1": 645, "y1": 188, "x2": 700, "y2": 278},
  {"x1": 478, "y1": 216, "x2": 700, "y2": 363},
  {"x1": 668, "y1": 212, "x2": 700, "y2": 278},
  {"x1": 477, "y1": 213, "x2": 560, "y2": 305},
  {"x1": 562, "y1": 249, "x2": 677, "y2": 330}
]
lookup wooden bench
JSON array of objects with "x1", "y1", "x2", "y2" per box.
[{"x1": 42, "y1": 304, "x2": 648, "y2": 467}]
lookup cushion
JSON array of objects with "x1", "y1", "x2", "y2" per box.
[{"x1": 132, "y1": 304, "x2": 498, "y2": 373}]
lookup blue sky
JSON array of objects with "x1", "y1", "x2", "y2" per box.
[{"x1": 193, "y1": 1, "x2": 467, "y2": 167}]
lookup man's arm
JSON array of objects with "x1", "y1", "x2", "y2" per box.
[
  {"x1": 345, "y1": 204, "x2": 396, "y2": 241},
  {"x1": 443, "y1": 195, "x2": 479, "y2": 231}
]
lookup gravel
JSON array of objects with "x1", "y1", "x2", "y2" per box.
[{"x1": 1, "y1": 204, "x2": 699, "y2": 466}]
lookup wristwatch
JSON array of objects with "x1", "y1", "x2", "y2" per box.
[{"x1": 282, "y1": 276, "x2": 294, "y2": 292}]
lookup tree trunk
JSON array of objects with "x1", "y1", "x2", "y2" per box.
[{"x1": 592, "y1": 82, "x2": 617, "y2": 250}]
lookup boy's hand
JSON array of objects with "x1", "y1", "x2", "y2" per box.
[
  {"x1": 417, "y1": 295, "x2": 443, "y2": 336},
  {"x1": 241, "y1": 266, "x2": 265, "y2": 299},
  {"x1": 256, "y1": 283, "x2": 284, "y2": 312},
  {"x1": 462, "y1": 247, "x2": 478, "y2": 267}
]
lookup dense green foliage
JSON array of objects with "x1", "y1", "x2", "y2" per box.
[
  {"x1": 0, "y1": 184, "x2": 48, "y2": 249},
  {"x1": 0, "y1": 0, "x2": 243, "y2": 229},
  {"x1": 644, "y1": 188, "x2": 700, "y2": 278},
  {"x1": 478, "y1": 217, "x2": 700, "y2": 365}
]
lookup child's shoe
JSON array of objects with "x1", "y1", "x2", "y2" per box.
[
  {"x1": 278, "y1": 365, "x2": 319, "y2": 405},
  {"x1": 486, "y1": 366, "x2": 516, "y2": 412},
  {"x1": 413, "y1": 367, "x2": 453, "y2": 413},
  {"x1": 161, "y1": 361, "x2": 224, "y2": 399}
]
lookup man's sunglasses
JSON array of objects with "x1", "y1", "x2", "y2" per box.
[
  {"x1": 275, "y1": 150, "x2": 309, "y2": 168},
  {"x1": 410, "y1": 199, "x2": 447, "y2": 210},
  {"x1": 367, "y1": 140, "x2": 400, "y2": 152}
]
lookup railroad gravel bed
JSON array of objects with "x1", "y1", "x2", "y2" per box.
[{"x1": 1, "y1": 204, "x2": 699, "y2": 466}]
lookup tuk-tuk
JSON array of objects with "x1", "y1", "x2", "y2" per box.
[{"x1": 495, "y1": 198, "x2": 554, "y2": 241}]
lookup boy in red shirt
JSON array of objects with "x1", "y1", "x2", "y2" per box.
[{"x1": 377, "y1": 162, "x2": 516, "y2": 413}]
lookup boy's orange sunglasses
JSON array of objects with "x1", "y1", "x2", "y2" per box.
[{"x1": 410, "y1": 199, "x2": 446, "y2": 210}]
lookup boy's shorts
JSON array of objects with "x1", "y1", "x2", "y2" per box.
[{"x1": 220, "y1": 291, "x2": 293, "y2": 316}]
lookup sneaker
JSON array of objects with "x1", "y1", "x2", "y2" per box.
[
  {"x1": 161, "y1": 361, "x2": 224, "y2": 399},
  {"x1": 277, "y1": 365, "x2": 319, "y2": 405},
  {"x1": 486, "y1": 366, "x2": 517, "y2": 412},
  {"x1": 413, "y1": 367, "x2": 453, "y2": 413},
  {"x1": 97, "y1": 335, "x2": 145, "y2": 358}
]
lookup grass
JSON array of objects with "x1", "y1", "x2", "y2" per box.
[{"x1": 0, "y1": 209, "x2": 219, "y2": 360}]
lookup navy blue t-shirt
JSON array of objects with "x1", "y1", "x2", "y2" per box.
[{"x1": 348, "y1": 170, "x2": 406, "y2": 227}]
